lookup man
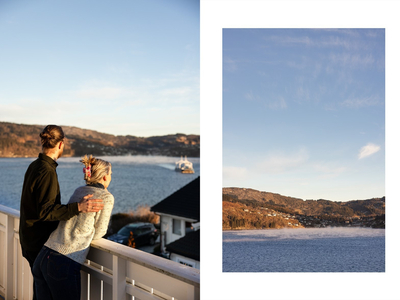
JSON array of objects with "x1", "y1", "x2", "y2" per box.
[{"x1": 19, "y1": 125, "x2": 104, "y2": 299}]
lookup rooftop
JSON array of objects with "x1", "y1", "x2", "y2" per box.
[
  {"x1": 151, "y1": 176, "x2": 200, "y2": 221},
  {"x1": 166, "y1": 230, "x2": 200, "y2": 261}
]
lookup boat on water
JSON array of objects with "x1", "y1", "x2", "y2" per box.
[{"x1": 175, "y1": 156, "x2": 195, "y2": 173}]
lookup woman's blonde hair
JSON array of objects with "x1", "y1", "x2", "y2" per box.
[{"x1": 80, "y1": 155, "x2": 111, "y2": 185}]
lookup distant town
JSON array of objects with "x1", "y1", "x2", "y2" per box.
[
  {"x1": 222, "y1": 188, "x2": 385, "y2": 230},
  {"x1": 235, "y1": 206, "x2": 384, "y2": 228},
  {"x1": 297, "y1": 214, "x2": 384, "y2": 228}
]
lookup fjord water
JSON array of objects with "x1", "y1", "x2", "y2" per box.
[
  {"x1": 0, "y1": 156, "x2": 200, "y2": 214},
  {"x1": 223, "y1": 228, "x2": 385, "y2": 272}
]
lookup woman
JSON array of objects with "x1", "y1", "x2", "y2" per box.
[{"x1": 32, "y1": 155, "x2": 114, "y2": 300}]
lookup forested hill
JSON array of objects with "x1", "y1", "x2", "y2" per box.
[
  {"x1": 223, "y1": 187, "x2": 385, "y2": 217},
  {"x1": 0, "y1": 122, "x2": 199, "y2": 157}
]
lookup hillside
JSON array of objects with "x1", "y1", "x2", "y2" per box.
[
  {"x1": 223, "y1": 200, "x2": 304, "y2": 230},
  {"x1": 222, "y1": 187, "x2": 385, "y2": 230},
  {"x1": 0, "y1": 122, "x2": 200, "y2": 157}
]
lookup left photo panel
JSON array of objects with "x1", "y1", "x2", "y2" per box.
[{"x1": 0, "y1": 1, "x2": 200, "y2": 300}]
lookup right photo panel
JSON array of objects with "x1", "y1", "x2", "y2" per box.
[{"x1": 222, "y1": 29, "x2": 385, "y2": 273}]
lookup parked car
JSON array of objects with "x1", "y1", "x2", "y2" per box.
[{"x1": 107, "y1": 222, "x2": 159, "y2": 247}]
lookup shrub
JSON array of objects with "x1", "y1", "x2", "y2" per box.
[{"x1": 106, "y1": 205, "x2": 160, "y2": 237}]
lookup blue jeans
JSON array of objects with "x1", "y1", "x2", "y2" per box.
[{"x1": 32, "y1": 246, "x2": 81, "y2": 300}]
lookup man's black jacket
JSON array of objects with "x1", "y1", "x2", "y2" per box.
[{"x1": 19, "y1": 153, "x2": 79, "y2": 252}]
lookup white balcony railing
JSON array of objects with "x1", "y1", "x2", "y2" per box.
[{"x1": 0, "y1": 204, "x2": 200, "y2": 300}]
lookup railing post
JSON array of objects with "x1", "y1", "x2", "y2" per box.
[
  {"x1": 112, "y1": 255, "x2": 126, "y2": 300},
  {"x1": 5, "y1": 215, "x2": 14, "y2": 300}
]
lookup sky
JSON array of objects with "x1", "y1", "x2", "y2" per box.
[
  {"x1": 0, "y1": 0, "x2": 199, "y2": 137},
  {"x1": 223, "y1": 29, "x2": 385, "y2": 201}
]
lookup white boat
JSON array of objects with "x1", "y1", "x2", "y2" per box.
[{"x1": 175, "y1": 156, "x2": 195, "y2": 173}]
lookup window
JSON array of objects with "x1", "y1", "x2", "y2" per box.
[{"x1": 173, "y1": 219, "x2": 182, "y2": 235}]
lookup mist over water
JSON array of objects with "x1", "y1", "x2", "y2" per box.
[
  {"x1": 0, "y1": 156, "x2": 200, "y2": 214},
  {"x1": 224, "y1": 227, "x2": 385, "y2": 242},
  {"x1": 223, "y1": 228, "x2": 385, "y2": 272}
]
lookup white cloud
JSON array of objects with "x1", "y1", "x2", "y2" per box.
[
  {"x1": 266, "y1": 34, "x2": 353, "y2": 49},
  {"x1": 287, "y1": 60, "x2": 306, "y2": 69},
  {"x1": 224, "y1": 57, "x2": 238, "y2": 72},
  {"x1": 244, "y1": 91, "x2": 287, "y2": 109},
  {"x1": 358, "y1": 143, "x2": 381, "y2": 159},
  {"x1": 159, "y1": 87, "x2": 193, "y2": 97},
  {"x1": 296, "y1": 86, "x2": 310, "y2": 100},
  {"x1": 257, "y1": 148, "x2": 309, "y2": 173},
  {"x1": 264, "y1": 96, "x2": 287, "y2": 109},
  {"x1": 328, "y1": 53, "x2": 375, "y2": 67},
  {"x1": 223, "y1": 166, "x2": 249, "y2": 180},
  {"x1": 75, "y1": 86, "x2": 124, "y2": 99},
  {"x1": 341, "y1": 95, "x2": 382, "y2": 108},
  {"x1": 320, "y1": 36, "x2": 352, "y2": 49},
  {"x1": 0, "y1": 102, "x2": 25, "y2": 116},
  {"x1": 320, "y1": 29, "x2": 361, "y2": 38},
  {"x1": 274, "y1": 97, "x2": 287, "y2": 109},
  {"x1": 313, "y1": 162, "x2": 347, "y2": 179},
  {"x1": 0, "y1": 98, "x2": 78, "y2": 125},
  {"x1": 244, "y1": 91, "x2": 255, "y2": 101}
]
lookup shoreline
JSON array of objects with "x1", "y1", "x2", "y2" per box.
[{"x1": 223, "y1": 226, "x2": 385, "y2": 231}]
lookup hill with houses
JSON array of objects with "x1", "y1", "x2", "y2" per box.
[
  {"x1": 0, "y1": 121, "x2": 199, "y2": 157},
  {"x1": 223, "y1": 187, "x2": 385, "y2": 230}
]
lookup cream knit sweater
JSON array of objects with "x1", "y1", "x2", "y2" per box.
[{"x1": 44, "y1": 185, "x2": 114, "y2": 264}]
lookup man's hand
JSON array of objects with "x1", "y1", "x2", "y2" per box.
[{"x1": 78, "y1": 194, "x2": 104, "y2": 213}]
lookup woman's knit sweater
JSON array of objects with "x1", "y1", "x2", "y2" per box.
[{"x1": 44, "y1": 184, "x2": 114, "y2": 264}]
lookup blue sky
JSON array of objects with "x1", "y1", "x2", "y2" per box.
[
  {"x1": 223, "y1": 29, "x2": 385, "y2": 201},
  {"x1": 0, "y1": 0, "x2": 199, "y2": 137}
]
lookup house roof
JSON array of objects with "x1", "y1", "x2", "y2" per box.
[
  {"x1": 166, "y1": 230, "x2": 200, "y2": 261},
  {"x1": 151, "y1": 176, "x2": 200, "y2": 221}
]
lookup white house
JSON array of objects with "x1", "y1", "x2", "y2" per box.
[
  {"x1": 166, "y1": 230, "x2": 200, "y2": 269},
  {"x1": 151, "y1": 176, "x2": 200, "y2": 269}
]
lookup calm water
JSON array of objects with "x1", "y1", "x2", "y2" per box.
[
  {"x1": 0, "y1": 156, "x2": 200, "y2": 214},
  {"x1": 223, "y1": 228, "x2": 385, "y2": 272}
]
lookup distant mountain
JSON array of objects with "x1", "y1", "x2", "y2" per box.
[
  {"x1": 223, "y1": 187, "x2": 385, "y2": 217},
  {"x1": 223, "y1": 187, "x2": 385, "y2": 230},
  {"x1": 0, "y1": 122, "x2": 199, "y2": 157}
]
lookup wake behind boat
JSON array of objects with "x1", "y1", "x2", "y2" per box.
[{"x1": 175, "y1": 156, "x2": 195, "y2": 173}]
